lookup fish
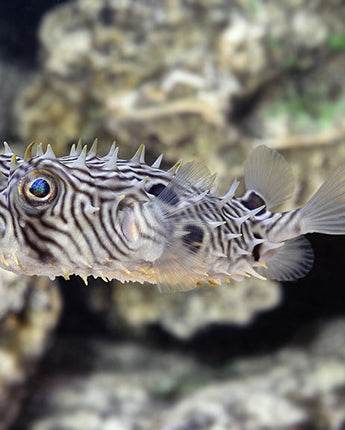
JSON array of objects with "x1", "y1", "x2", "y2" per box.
[{"x1": 0, "y1": 140, "x2": 344, "y2": 291}]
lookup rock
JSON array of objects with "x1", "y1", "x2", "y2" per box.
[
  {"x1": 11, "y1": 340, "x2": 203, "y2": 430},
  {"x1": 0, "y1": 55, "x2": 34, "y2": 144},
  {"x1": 14, "y1": 0, "x2": 345, "y2": 174},
  {"x1": 11, "y1": 319, "x2": 345, "y2": 430},
  {"x1": 162, "y1": 319, "x2": 345, "y2": 430},
  {"x1": 86, "y1": 279, "x2": 281, "y2": 339},
  {"x1": 0, "y1": 272, "x2": 61, "y2": 429}
]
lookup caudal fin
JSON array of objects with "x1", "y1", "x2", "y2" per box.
[{"x1": 300, "y1": 166, "x2": 345, "y2": 235}]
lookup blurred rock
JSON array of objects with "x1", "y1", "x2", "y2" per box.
[
  {"x1": 0, "y1": 271, "x2": 61, "y2": 429},
  {"x1": 250, "y1": 54, "x2": 345, "y2": 150},
  {"x1": 11, "y1": 340, "x2": 205, "y2": 430},
  {"x1": 14, "y1": 0, "x2": 345, "y2": 174},
  {"x1": 11, "y1": 319, "x2": 345, "y2": 430},
  {"x1": 0, "y1": 56, "x2": 33, "y2": 143},
  {"x1": 162, "y1": 319, "x2": 345, "y2": 430},
  {"x1": 87, "y1": 279, "x2": 281, "y2": 339}
]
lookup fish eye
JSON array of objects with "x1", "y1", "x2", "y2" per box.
[
  {"x1": 18, "y1": 170, "x2": 58, "y2": 207},
  {"x1": 29, "y1": 179, "x2": 50, "y2": 198}
]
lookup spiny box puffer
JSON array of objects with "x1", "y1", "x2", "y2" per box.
[{"x1": 0, "y1": 140, "x2": 343, "y2": 291}]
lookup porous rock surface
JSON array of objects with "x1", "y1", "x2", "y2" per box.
[
  {"x1": 86, "y1": 279, "x2": 281, "y2": 339},
  {"x1": 0, "y1": 271, "x2": 61, "y2": 429},
  {"x1": 15, "y1": 0, "x2": 345, "y2": 181},
  {"x1": 11, "y1": 319, "x2": 345, "y2": 430}
]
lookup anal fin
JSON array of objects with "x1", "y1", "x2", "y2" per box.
[
  {"x1": 258, "y1": 236, "x2": 314, "y2": 281},
  {"x1": 154, "y1": 244, "x2": 207, "y2": 293}
]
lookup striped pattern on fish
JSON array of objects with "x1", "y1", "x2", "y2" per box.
[{"x1": 0, "y1": 140, "x2": 344, "y2": 291}]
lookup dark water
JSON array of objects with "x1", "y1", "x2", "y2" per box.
[{"x1": 0, "y1": 1, "x2": 69, "y2": 60}]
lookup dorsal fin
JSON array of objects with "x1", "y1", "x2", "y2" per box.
[
  {"x1": 164, "y1": 161, "x2": 212, "y2": 197},
  {"x1": 156, "y1": 161, "x2": 213, "y2": 214},
  {"x1": 244, "y1": 145, "x2": 294, "y2": 209}
]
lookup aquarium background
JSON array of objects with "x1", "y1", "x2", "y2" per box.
[{"x1": 1, "y1": 1, "x2": 345, "y2": 429}]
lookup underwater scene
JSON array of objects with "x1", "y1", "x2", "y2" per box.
[{"x1": 1, "y1": 0, "x2": 345, "y2": 429}]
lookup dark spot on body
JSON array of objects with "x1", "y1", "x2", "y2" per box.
[
  {"x1": 182, "y1": 225, "x2": 204, "y2": 254},
  {"x1": 252, "y1": 233, "x2": 262, "y2": 261},
  {"x1": 147, "y1": 183, "x2": 180, "y2": 206},
  {"x1": 147, "y1": 183, "x2": 166, "y2": 196},
  {"x1": 242, "y1": 192, "x2": 266, "y2": 215}
]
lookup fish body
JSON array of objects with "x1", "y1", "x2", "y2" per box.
[{"x1": 0, "y1": 141, "x2": 344, "y2": 291}]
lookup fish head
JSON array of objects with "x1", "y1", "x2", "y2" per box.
[
  {"x1": 0, "y1": 155, "x2": 97, "y2": 277},
  {"x1": 0, "y1": 147, "x2": 170, "y2": 281}
]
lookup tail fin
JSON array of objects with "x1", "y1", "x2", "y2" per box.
[{"x1": 300, "y1": 166, "x2": 345, "y2": 235}]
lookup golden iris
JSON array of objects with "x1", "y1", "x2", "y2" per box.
[{"x1": 18, "y1": 170, "x2": 58, "y2": 207}]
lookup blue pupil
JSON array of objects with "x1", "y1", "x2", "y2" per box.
[{"x1": 29, "y1": 179, "x2": 50, "y2": 198}]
